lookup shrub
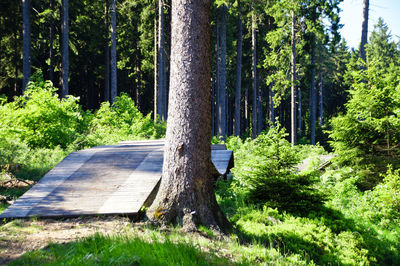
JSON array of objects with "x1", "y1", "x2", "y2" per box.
[
  {"x1": 86, "y1": 93, "x2": 165, "y2": 146},
  {"x1": 0, "y1": 72, "x2": 89, "y2": 149}
]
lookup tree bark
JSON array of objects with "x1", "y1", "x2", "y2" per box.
[
  {"x1": 297, "y1": 86, "x2": 302, "y2": 136},
  {"x1": 290, "y1": 11, "x2": 296, "y2": 145},
  {"x1": 147, "y1": 0, "x2": 230, "y2": 232},
  {"x1": 318, "y1": 71, "x2": 323, "y2": 125},
  {"x1": 154, "y1": 7, "x2": 158, "y2": 121},
  {"x1": 218, "y1": 5, "x2": 227, "y2": 139},
  {"x1": 268, "y1": 84, "x2": 275, "y2": 125},
  {"x1": 110, "y1": 0, "x2": 117, "y2": 103},
  {"x1": 310, "y1": 40, "x2": 317, "y2": 145},
  {"x1": 22, "y1": 0, "x2": 31, "y2": 92},
  {"x1": 360, "y1": 0, "x2": 369, "y2": 62},
  {"x1": 61, "y1": 0, "x2": 69, "y2": 97},
  {"x1": 245, "y1": 86, "x2": 249, "y2": 131},
  {"x1": 49, "y1": 0, "x2": 55, "y2": 84},
  {"x1": 234, "y1": 1, "x2": 242, "y2": 137},
  {"x1": 251, "y1": 5, "x2": 257, "y2": 139},
  {"x1": 105, "y1": 0, "x2": 110, "y2": 102},
  {"x1": 257, "y1": 78, "x2": 263, "y2": 133},
  {"x1": 158, "y1": 0, "x2": 167, "y2": 121}
]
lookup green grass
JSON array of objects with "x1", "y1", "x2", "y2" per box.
[{"x1": 9, "y1": 231, "x2": 234, "y2": 266}]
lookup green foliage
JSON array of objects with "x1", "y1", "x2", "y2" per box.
[
  {"x1": 372, "y1": 167, "x2": 400, "y2": 226},
  {"x1": 330, "y1": 19, "x2": 400, "y2": 176},
  {"x1": 86, "y1": 93, "x2": 165, "y2": 146},
  {"x1": 0, "y1": 73, "x2": 89, "y2": 149},
  {"x1": 229, "y1": 126, "x2": 324, "y2": 213}
]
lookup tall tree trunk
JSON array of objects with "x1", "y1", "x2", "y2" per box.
[
  {"x1": 234, "y1": 1, "x2": 242, "y2": 137},
  {"x1": 158, "y1": 0, "x2": 167, "y2": 121},
  {"x1": 360, "y1": 0, "x2": 369, "y2": 62},
  {"x1": 49, "y1": 0, "x2": 55, "y2": 83},
  {"x1": 154, "y1": 8, "x2": 158, "y2": 121},
  {"x1": 251, "y1": 5, "x2": 257, "y2": 139},
  {"x1": 290, "y1": 11, "x2": 296, "y2": 145},
  {"x1": 211, "y1": 72, "x2": 215, "y2": 136},
  {"x1": 105, "y1": 0, "x2": 110, "y2": 102},
  {"x1": 22, "y1": 0, "x2": 31, "y2": 92},
  {"x1": 310, "y1": 40, "x2": 317, "y2": 145},
  {"x1": 318, "y1": 71, "x2": 323, "y2": 125},
  {"x1": 214, "y1": 17, "x2": 219, "y2": 136},
  {"x1": 218, "y1": 5, "x2": 227, "y2": 139},
  {"x1": 147, "y1": 0, "x2": 230, "y2": 232},
  {"x1": 136, "y1": 52, "x2": 142, "y2": 111},
  {"x1": 297, "y1": 86, "x2": 302, "y2": 136},
  {"x1": 110, "y1": 0, "x2": 117, "y2": 103},
  {"x1": 245, "y1": 86, "x2": 249, "y2": 132},
  {"x1": 257, "y1": 78, "x2": 263, "y2": 133},
  {"x1": 268, "y1": 84, "x2": 275, "y2": 125},
  {"x1": 61, "y1": 0, "x2": 69, "y2": 97}
]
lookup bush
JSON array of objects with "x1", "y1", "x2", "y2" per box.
[
  {"x1": 0, "y1": 72, "x2": 89, "y2": 149},
  {"x1": 86, "y1": 93, "x2": 165, "y2": 146}
]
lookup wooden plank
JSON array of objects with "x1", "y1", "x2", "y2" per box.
[
  {"x1": 98, "y1": 147, "x2": 163, "y2": 214},
  {"x1": 0, "y1": 148, "x2": 99, "y2": 218}
]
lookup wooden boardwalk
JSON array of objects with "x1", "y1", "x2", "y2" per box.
[{"x1": 0, "y1": 140, "x2": 233, "y2": 219}]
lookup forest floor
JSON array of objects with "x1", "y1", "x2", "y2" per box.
[{"x1": 0, "y1": 216, "x2": 132, "y2": 264}]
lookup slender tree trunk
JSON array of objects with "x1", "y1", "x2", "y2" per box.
[
  {"x1": 234, "y1": 1, "x2": 242, "y2": 137},
  {"x1": 49, "y1": 0, "x2": 55, "y2": 83},
  {"x1": 218, "y1": 5, "x2": 227, "y2": 139},
  {"x1": 211, "y1": 73, "x2": 215, "y2": 135},
  {"x1": 257, "y1": 78, "x2": 263, "y2": 133},
  {"x1": 268, "y1": 84, "x2": 275, "y2": 125},
  {"x1": 110, "y1": 0, "x2": 117, "y2": 103},
  {"x1": 158, "y1": 0, "x2": 167, "y2": 121},
  {"x1": 147, "y1": 0, "x2": 230, "y2": 232},
  {"x1": 310, "y1": 40, "x2": 317, "y2": 145},
  {"x1": 251, "y1": 5, "x2": 257, "y2": 139},
  {"x1": 360, "y1": 0, "x2": 369, "y2": 62},
  {"x1": 136, "y1": 52, "x2": 141, "y2": 110},
  {"x1": 318, "y1": 71, "x2": 323, "y2": 125},
  {"x1": 290, "y1": 11, "x2": 296, "y2": 145},
  {"x1": 297, "y1": 86, "x2": 302, "y2": 135},
  {"x1": 105, "y1": 0, "x2": 110, "y2": 102},
  {"x1": 154, "y1": 8, "x2": 158, "y2": 121},
  {"x1": 61, "y1": 0, "x2": 69, "y2": 97},
  {"x1": 214, "y1": 17, "x2": 219, "y2": 136},
  {"x1": 245, "y1": 86, "x2": 249, "y2": 131},
  {"x1": 13, "y1": 29, "x2": 19, "y2": 93},
  {"x1": 22, "y1": 0, "x2": 31, "y2": 92}
]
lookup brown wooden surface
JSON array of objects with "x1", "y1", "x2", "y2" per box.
[{"x1": 0, "y1": 140, "x2": 233, "y2": 219}]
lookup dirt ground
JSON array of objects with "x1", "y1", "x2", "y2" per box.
[{"x1": 0, "y1": 216, "x2": 134, "y2": 265}]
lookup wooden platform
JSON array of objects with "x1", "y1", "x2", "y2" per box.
[{"x1": 0, "y1": 140, "x2": 233, "y2": 219}]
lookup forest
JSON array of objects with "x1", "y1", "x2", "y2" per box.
[{"x1": 1, "y1": 0, "x2": 400, "y2": 264}]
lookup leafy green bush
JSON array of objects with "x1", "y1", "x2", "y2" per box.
[
  {"x1": 0, "y1": 73, "x2": 89, "y2": 149},
  {"x1": 0, "y1": 132, "x2": 29, "y2": 169},
  {"x1": 86, "y1": 93, "x2": 165, "y2": 146}
]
